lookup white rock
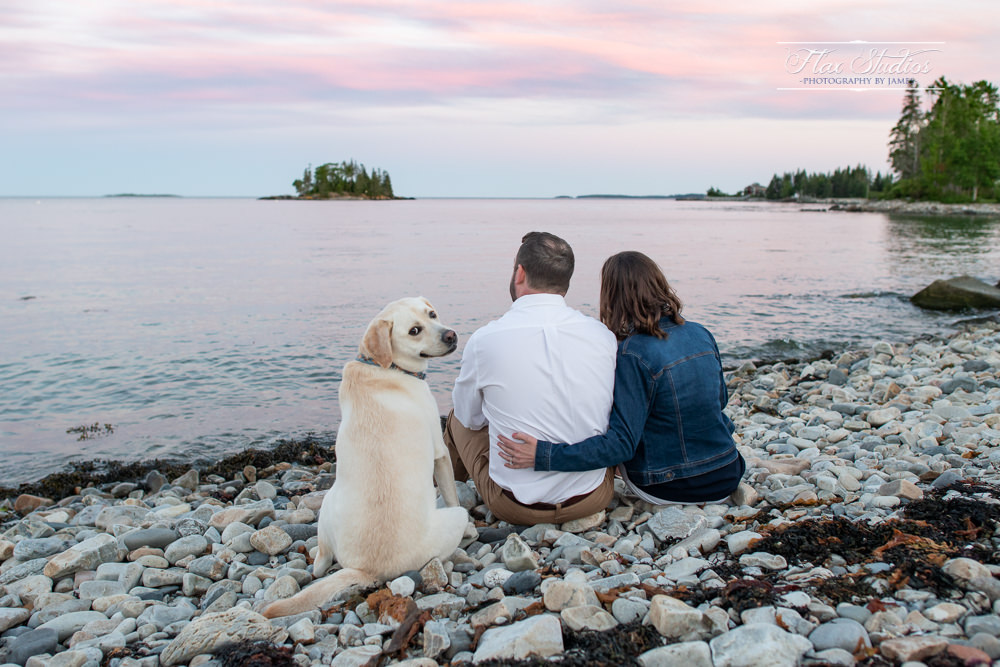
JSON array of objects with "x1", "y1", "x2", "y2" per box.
[
  {"x1": 638, "y1": 641, "x2": 713, "y2": 667},
  {"x1": 647, "y1": 595, "x2": 714, "y2": 642},
  {"x1": 501, "y1": 533, "x2": 538, "y2": 572},
  {"x1": 542, "y1": 578, "x2": 599, "y2": 611},
  {"x1": 725, "y1": 531, "x2": 762, "y2": 556},
  {"x1": 710, "y1": 623, "x2": 812, "y2": 667},
  {"x1": 472, "y1": 614, "x2": 563, "y2": 663},
  {"x1": 739, "y1": 552, "x2": 787, "y2": 570},
  {"x1": 159, "y1": 607, "x2": 288, "y2": 666},
  {"x1": 560, "y1": 605, "x2": 618, "y2": 632}
]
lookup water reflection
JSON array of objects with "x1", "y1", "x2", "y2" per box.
[
  {"x1": 885, "y1": 215, "x2": 1000, "y2": 254},
  {"x1": 882, "y1": 215, "x2": 1000, "y2": 291}
]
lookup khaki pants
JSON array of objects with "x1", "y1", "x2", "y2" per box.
[{"x1": 443, "y1": 411, "x2": 614, "y2": 525}]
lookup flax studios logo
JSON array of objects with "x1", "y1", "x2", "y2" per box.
[{"x1": 779, "y1": 41, "x2": 942, "y2": 90}]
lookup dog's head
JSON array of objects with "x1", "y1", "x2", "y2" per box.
[{"x1": 359, "y1": 297, "x2": 458, "y2": 373}]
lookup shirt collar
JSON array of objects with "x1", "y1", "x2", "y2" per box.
[{"x1": 511, "y1": 293, "x2": 567, "y2": 310}]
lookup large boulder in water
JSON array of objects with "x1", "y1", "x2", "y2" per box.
[{"x1": 911, "y1": 275, "x2": 1000, "y2": 310}]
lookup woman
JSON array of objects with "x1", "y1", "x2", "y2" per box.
[{"x1": 497, "y1": 251, "x2": 745, "y2": 505}]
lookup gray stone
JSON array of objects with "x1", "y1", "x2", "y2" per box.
[
  {"x1": 0, "y1": 558, "x2": 49, "y2": 585},
  {"x1": 472, "y1": 614, "x2": 563, "y2": 663},
  {"x1": 94, "y1": 505, "x2": 151, "y2": 530},
  {"x1": 970, "y1": 632, "x2": 1000, "y2": 660},
  {"x1": 12, "y1": 537, "x2": 70, "y2": 561},
  {"x1": 965, "y1": 614, "x2": 1000, "y2": 637},
  {"x1": 330, "y1": 645, "x2": 382, "y2": 667},
  {"x1": 0, "y1": 607, "x2": 31, "y2": 633},
  {"x1": 502, "y1": 570, "x2": 541, "y2": 595},
  {"x1": 612, "y1": 597, "x2": 648, "y2": 625},
  {"x1": 173, "y1": 468, "x2": 200, "y2": 490},
  {"x1": 123, "y1": 528, "x2": 180, "y2": 551},
  {"x1": 808, "y1": 648, "x2": 857, "y2": 666},
  {"x1": 827, "y1": 369, "x2": 848, "y2": 386},
  {"x1": 931, "y1": 470, "x2": 965, "y2": 488},
  {"x1": 422, "y1": 620, "x2": 451, "y2": 660},
  {"x1": 144, "y1": 470, "x2": 167, "y2": 493},
  {"x1": 37, "y1": 611, "x2": 108, "y2": 641},
  {"x1": 911, "y1": 275, "x2": 1000, "y2": 311},
  {"x1": 647, "y1": 507, "x2": 707, "y2": 542},
  {"x1": 809, "y1": 618, "x2": 871, "y2": 652},
  {"x1": 414, "y1": 592, "x2": 466, "y2": 617},
  {"x1": 44, "y1": 534, "x2": 120, "y2": 579},
  {"x1": 589, "y1": 572, "x2": 640, "y2": 594},
  {"x1": 4, "y1": 628, "x2": 59, "y2": 666},
  {"x1": 163, "y1": 535, "x2": 209, "y2": 564}
]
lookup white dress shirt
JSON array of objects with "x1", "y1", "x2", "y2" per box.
[{"x1": 452, "y1": 293, "x2": 617, "y2": 504}]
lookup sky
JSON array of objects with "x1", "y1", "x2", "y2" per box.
[{"x1": 2, "y1": 0, "x2": 998, "y2": 198}]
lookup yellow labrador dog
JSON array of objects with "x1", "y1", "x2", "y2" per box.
[{"x1": 263, "y1": 297, "x2": 469, "y2": 618}]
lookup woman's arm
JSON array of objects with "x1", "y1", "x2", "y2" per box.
[
  {"x1": 498, "y1": 350, "x2": 654, "y2": 472},
  {"x1": 708, "y1": 329, "x2": 736, "y2": 435}
]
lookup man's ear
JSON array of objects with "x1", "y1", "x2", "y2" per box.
[{"x1": 361, "y1": 319, "x2": 393, "y2": 368}]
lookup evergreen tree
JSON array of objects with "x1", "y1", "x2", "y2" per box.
[{"x1": 889, "y1": 81, "x2": 924, "y2": 181}]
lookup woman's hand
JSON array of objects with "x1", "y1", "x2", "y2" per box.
[{"x1": 496, "y1": 432, "x2": 538, "y2": 469}]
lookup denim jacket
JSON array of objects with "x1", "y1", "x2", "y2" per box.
[{"x1": 534, "y1": 318, "x2": 737, "y2": 485}]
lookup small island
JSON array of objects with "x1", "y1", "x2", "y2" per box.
[{"x1": 260, "y1": 160, "x2": 403, "y2": 200}]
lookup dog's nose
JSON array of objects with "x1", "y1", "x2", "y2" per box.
[{"x1": 442, "y1": 329, "x2": 457, "y2": 346}]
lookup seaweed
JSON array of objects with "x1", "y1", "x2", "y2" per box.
[
  {"x1": 214, "y1": 640, "x2": 296, "y2": 667},
  {"x1": 0, "y1": 435, "x2": 336, "y2": 502},
  {"x1": 473, "y1": 621, "x2": 663, "y2": 667}
]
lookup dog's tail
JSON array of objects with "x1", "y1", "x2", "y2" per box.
[{"x1": 261, "y1": 568, "x2": 378, "y2": 619}]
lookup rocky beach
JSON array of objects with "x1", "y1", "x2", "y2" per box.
[{"x1": 2, "y1": 318, "x2": 999, "y2": 667}]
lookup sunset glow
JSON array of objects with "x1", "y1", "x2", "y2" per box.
[{"x1": 2, "y1": 1, "x2": 997, "y2": 196}]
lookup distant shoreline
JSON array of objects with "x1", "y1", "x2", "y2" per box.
[
  {"x1": 104, "y1": 193, "x2": 181, "y2": 198},
  {"x1": 692, "y1": 196, "x2": 1000, "y2": 217}
]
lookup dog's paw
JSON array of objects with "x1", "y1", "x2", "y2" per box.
[{"x1": 460, "y1": 521, "x2": 479, "y2": 549}]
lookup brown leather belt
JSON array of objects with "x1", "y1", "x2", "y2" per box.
[{"x1": 502, "y1": 488, "x2": 590, "y2": 511}]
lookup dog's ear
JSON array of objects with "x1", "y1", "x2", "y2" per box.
[{"x1": 361, "y1": 318, "x2": 393, "y2": 368}]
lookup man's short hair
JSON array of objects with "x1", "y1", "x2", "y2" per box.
[{"x1": 516, "y1": 231, "x2": 574, "y2": 295}]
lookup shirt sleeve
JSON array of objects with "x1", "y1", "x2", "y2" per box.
[
  {"x1": 452, "y1": 333, "x2": 487, "y2": 430},
  {"x1": 534, "y1": 349, "x2": 653, "y2": 471}
]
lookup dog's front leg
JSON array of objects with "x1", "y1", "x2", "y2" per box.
[{"x1": 433, "y1": 454, "x2": 461, "y2": 507}]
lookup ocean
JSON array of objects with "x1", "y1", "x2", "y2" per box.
[{"x1": 2, "y1": 197, "x2": 998, "y2": 483}]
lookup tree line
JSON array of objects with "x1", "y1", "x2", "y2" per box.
[
  {"x1": 292, "y1": 160, "x2": 395, "y2": 198},
  {"x1": 720, "y1": 77, "x2": 999, "y2": 203},
  {"x1": 762, "y1": 165, "x2": 893, "y2": 200}
]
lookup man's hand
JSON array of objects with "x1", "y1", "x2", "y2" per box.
[{"x1": 497, "y1": 432, "x2": 538, "y2": 469}]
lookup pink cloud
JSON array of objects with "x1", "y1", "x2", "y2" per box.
[{"x1": 1, "y1": 0, "x2": 997, "y2": 129}]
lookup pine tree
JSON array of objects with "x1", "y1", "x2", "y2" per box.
[{"x1": 889, "y1": 80, "x2": 924, "y2": 181}]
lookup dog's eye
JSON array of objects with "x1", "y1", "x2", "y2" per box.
[
  {"x1": 409, "y1": 326, "x2": 422, "y2": 336},
  {"x1": 429, "y1": 311, "x2": 437, "y2": 319}
]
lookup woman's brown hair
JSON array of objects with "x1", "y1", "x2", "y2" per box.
[{"x1": 599, "y1": 251, "x2": 684, "y2": 340}]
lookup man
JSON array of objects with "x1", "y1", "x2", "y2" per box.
[{"x1": 445, "y1": 231, "x2": 617, "y2": 524}]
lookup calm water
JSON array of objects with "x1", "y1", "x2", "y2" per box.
[{"x1": 2, "y1": 198, "x2": 999, "y2": 484}]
